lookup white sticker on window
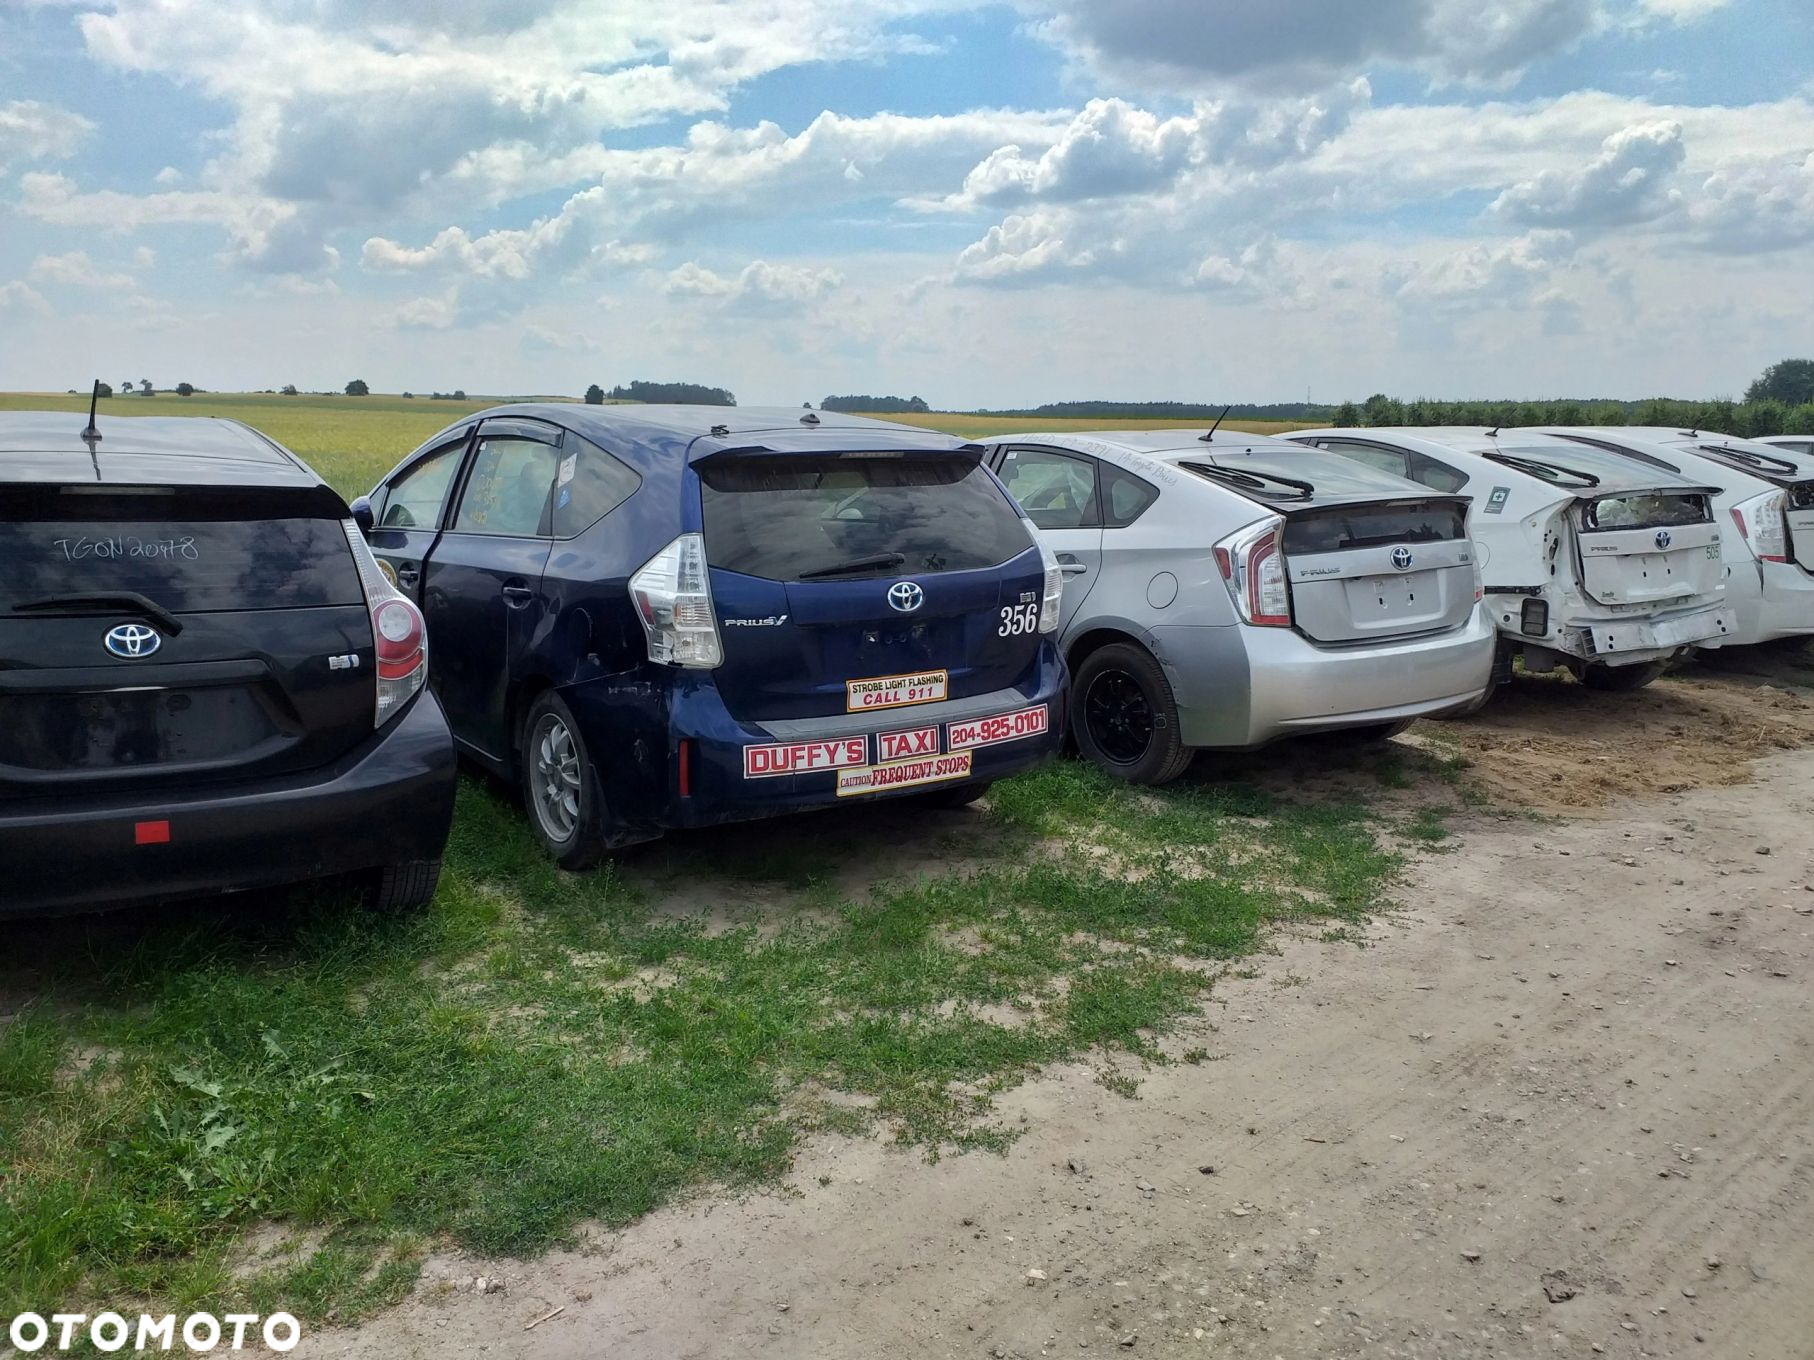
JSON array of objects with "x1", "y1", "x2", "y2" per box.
[{"x1": 558, "y1": 454, "x2": 577, "y2": 486}]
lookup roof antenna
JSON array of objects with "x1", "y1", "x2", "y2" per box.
[
  {"x1": 1485, "y1": 426, "x2": 1500, "y2": 438},
  {"x1": 799, "y1": 410, "x2": 820, "y2": 426},
  {"x1": 1197, "y1": 404, "x2": 1232, "y2": 442},
  {"x1": 81, "y1": 378, "x2": 103, "y2": 443}
]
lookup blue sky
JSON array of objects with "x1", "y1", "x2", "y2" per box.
[{"x1": 1, "y1": 0, "x2": 1810, "y2": 407}]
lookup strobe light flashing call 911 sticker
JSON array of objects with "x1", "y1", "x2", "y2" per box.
[{"x1": 845, "y1": 669, "x2": 948, "y2": 713}]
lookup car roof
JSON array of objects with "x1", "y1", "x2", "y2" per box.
[
  {"x1": 1292, "y1": 426, "x2": 1709, "y2": 495},
  {"x1": 0, "y1": 411, "x2": 318, "y2": 488},
  {"x1": 475, "y1": 403, "x2": 978, "y2": 463},
  {"x1": 991, "y1": 428, "x2": 1449, "y2": 506}
]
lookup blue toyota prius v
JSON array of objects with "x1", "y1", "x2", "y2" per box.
[{"x1": 355, "y1": 405, "x2": 1069, "y2": 867}]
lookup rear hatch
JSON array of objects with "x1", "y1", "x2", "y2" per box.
[
  {"x1": 1182, "y1": 456, "x2": 1477, "y2": 644},
  {"x1": 1478, "y1": 446, "x2": 1725, "y2": 608},
  {"x1": 0, "y1": 483, "x2": 376, "y2": 800},
  {"x1": 697, "y1": 451, "x2": 1044, "y2": 722}
]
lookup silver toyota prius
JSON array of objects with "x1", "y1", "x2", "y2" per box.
[{"x1": 980, "y1": 430, "x2": 1497, "y2": 784}]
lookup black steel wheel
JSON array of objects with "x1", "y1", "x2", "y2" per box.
[{"x1": 1070, "y1": 643, "x2": 1193, "y2": 785}]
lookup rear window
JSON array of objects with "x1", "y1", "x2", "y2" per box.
[
  {"x1": 1582, "y1": 493, "x2": 1711, "y2": 531},
  {"x1": 0, "y1": 489, "x2": 362, "y2": 612},
  {"x1": 1283, "y1": 502, "x2": 1467, "y2": 555},
  {"x1": 699, "y1": 454, "x2": 1032, "y2": 580}
]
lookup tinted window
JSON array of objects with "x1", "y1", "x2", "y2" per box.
[
  {"x1": 380, "y1": 442, "x2": 465, "y2": 529},
  {"x1": 454, "y1": 437, "x2": 560, "y2": 537},
  {"x1": 553, "y1": 434, "x2": 641, "y2": 538},
  {"x1": 1320, "y1": 440, "x2": 1412, "y2": 480},
  {"x1": 0, "y1": 513, "x2": 362, "y2": 612},
  {"x1": 1283, "y1": 503, "x2": 1468, "y2": 555},
  {"x1": 1103, "y1": 465, "x2": 1158, "y2": 527},
  {"x1": 998, "y1": 447, "x2": 1100, "y2": 529},
  {"x1": 699, "y1": 455, "x2": 1032, "y2": 580}
]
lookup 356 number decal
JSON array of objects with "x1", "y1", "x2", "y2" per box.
[{"x1": 998, "y1": 603, "x2": 1039, "y2": 636}]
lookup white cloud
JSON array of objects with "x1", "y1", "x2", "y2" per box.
[
  {"x1": 0, "y1": 100, "x2": 93, "y2": 170},
  {"x1": 1490, "y1": 120, "x2": 1686, "y2": 228},
  {"x1": 664, "y1": 259, "x2": 844, "y2": 308},
  {"x1": 388, "y1": 291, "x2": 462, "y2": 330},
  {"x1": 0, "y1": 281, "x2": 52, "y2": 315},
  {"x1": 1391, "y1": 229, "x2": 1579, "y2": 300},
  {"x1": 1632, "y1": 0, "x2": 1732, "y2": 20},
  {"x1": 1689, "y1": 152, "x2": 1814, "y2": 252},
  {"x1": 30, "y1": 251, "x2": 137, "y2": 289},
  {"x1": 1191, "y1": 235, "x2": 1317, "y2": 307},
  {"x1": 1032, "y1": 0, "x2": 1599, "y2": 89}
]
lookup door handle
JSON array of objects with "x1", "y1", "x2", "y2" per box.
[
  {"x1": 1057, "y1": 555, "x2": 1089, "y2": 575},
  {"x1": 501, "y1": 582, "x2": 535, "y2": 605},
  {"x1": 395, "y1": 564, "x2": 420, "y2": 587}
]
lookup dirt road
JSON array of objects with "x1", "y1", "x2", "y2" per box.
[{"x1": 306, "y1": 680, "x2": 1814, "y2": 1360}]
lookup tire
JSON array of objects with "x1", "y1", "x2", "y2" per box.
[
  {"x1": 918, "y1": 780, "x2": 992, "y2": 809},
  {"x1": 369, "y1": 859, "x2": 441, "y2": 911},
  {"x1": 1071, "y1": 642, "x2": 1194, "y2": 786},
  {"x1": 520, "y1": 690, "x2": 609, "y2": 870},
  {"x1": 1581, "y1": 659, "x2": 1670, "y2": 692}
]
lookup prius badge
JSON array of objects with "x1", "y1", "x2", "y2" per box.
[
  {"x1": 887, "y1": 581, "x2": 925, "y2": 613},
  {"x1": 104, "y1": 623, "x2": 162, "y2": 659}
]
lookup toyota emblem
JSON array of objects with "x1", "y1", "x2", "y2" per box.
[
  {"x1": 104, "y1": 623, "x2": 163, "y2": 659},
  {"x1": 1390, "y1": 546, "x2": 1414, "y2": 572},
  {"x1": 887, "y1": 581, "x2": 925, "y2": 613},
  {"x1": 1655, "y1": 529, "x2": 1673, "y2": 550}
]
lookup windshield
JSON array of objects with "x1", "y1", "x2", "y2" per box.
[{"x1": 698, "y1": 455, "x2": 1031, "y2": 581}]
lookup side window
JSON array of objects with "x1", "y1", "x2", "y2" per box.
[
  {"x1": 453, "y1": 436, "x2": 561, "y2": 537},
  {"x1": 998, "y1": 446, "x2": 1100, "y2": 530},
  {"x1": 1318, "y1": 439, "x2": 1413, "y2": 481},
  {"x1": 553, "y1": 434, "x2": 641, "y2": 538},
  {"x1": 1409, "y1": 454, "x2": 1470, "y2": 494},
  {"x1": 378, "y1": 441, "x2": 466, "y2": 529},
  {"x1": 1102, "y1": 465, "x2": 1159, "y2": 528}
]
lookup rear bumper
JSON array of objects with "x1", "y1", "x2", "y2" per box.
[
  {"x1": 564, "y1": 646, "x2": 1067, "y2": 833},
  {"x1": 1156, "y1": 603, "x2": 1496, "y2": 750},
  {"x1": 1570, "y1": 601, "x2": 1737, "y2": 665},
  {"x1": 0, "y1": 693, "x2": 457, "y2": 916}
]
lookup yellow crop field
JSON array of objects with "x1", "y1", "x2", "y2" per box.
[{"x1": 0, "y1": 390, "x2": 1313, "y2": 498}]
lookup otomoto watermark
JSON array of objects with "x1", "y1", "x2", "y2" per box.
[{"x1": 7, "y1": 1311, "x2": 301, "y2": 1353}]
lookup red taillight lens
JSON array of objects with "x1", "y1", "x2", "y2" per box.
[
  {"x1": 373, "y1": 598, "x2": 425, "y2": 680},
  {"x1": 1246, "y1": 530, "x2": 1290, "y2": 626}
]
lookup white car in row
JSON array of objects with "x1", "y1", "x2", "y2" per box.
[
  {"x1": 1526, "y1": 427, "x2": 1814, "y2": 649},
  {"x1": 1287, "y1": 427, "x2": 1736, "y2": 691}
]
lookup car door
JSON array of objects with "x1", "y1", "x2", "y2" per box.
[
  {"x1": 421, "y1": 419, "x2": 562, "y2": 762},
  {"x1": 991, "y1": 444, "x2": 1105, "y2": 633},
  {"x1": 368, "y1": 430, "x2": 474, "y2": 597}
]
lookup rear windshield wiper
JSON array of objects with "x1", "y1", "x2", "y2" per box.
[
  {"x1": 1698, "y1": 445, "x2": 1799, "y2": 477},
  {"x1": 11, "y1": 591, "x2": 185, "y2": 635},
  {"x1": 796, "y1": 552, "x2": 908, "y2": 580},
  {"x1": 1484, "y1": 452, "x2": 1600, "y2": 489},
  {"x1": 1182, "y1": 462, "x2": 1315, "y2": 500}
]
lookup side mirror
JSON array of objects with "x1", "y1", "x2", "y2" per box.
[{"x1": 350, "y1": 495, "x2": 375, "y2": 535}]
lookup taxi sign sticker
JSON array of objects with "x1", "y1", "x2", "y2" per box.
[
  {"x1": 836, "y1": 751, "x2": 972, "y2": 797},
  {"x1": 946, "y1": 704, "x2": 1049, "y2": 752},
  {"x1": 845, "y1": 669, "x2": 948, "y2": 713},
  {"x1": 876, "y1": 724, "x2": 940, "y2": 763},
  {"x1": 743, "y1": 736, "x2": 868, "y2": 779}
]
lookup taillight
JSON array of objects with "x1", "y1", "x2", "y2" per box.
[
  {"x1": 629, "y1": 532, "x2": 723, "y2": 668},
  {"x1": 1731, "y1": 491, "x2": 1788, "y2": 563},
  {"x1": 1213, "y1": 518, "x2": 1291, "y2": 627},
  {"x1": 1035, "y1": 534, "x2": 1063, "y2": 634},
  {"x1": 342, "y1": 521, "x2": 429, "y2": 727}
]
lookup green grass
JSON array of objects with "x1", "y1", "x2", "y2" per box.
[{"x1": 0, "y1": 753, "x2": 1423, "y2": 1326}]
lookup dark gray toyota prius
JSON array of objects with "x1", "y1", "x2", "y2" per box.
[{"x1": 0, "y1": 408, "x2": 457, "y2": 914}]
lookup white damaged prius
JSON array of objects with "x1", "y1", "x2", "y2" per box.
[{"x1": 1288, "y1": 427, "x2": 1736, "y2": 692}]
